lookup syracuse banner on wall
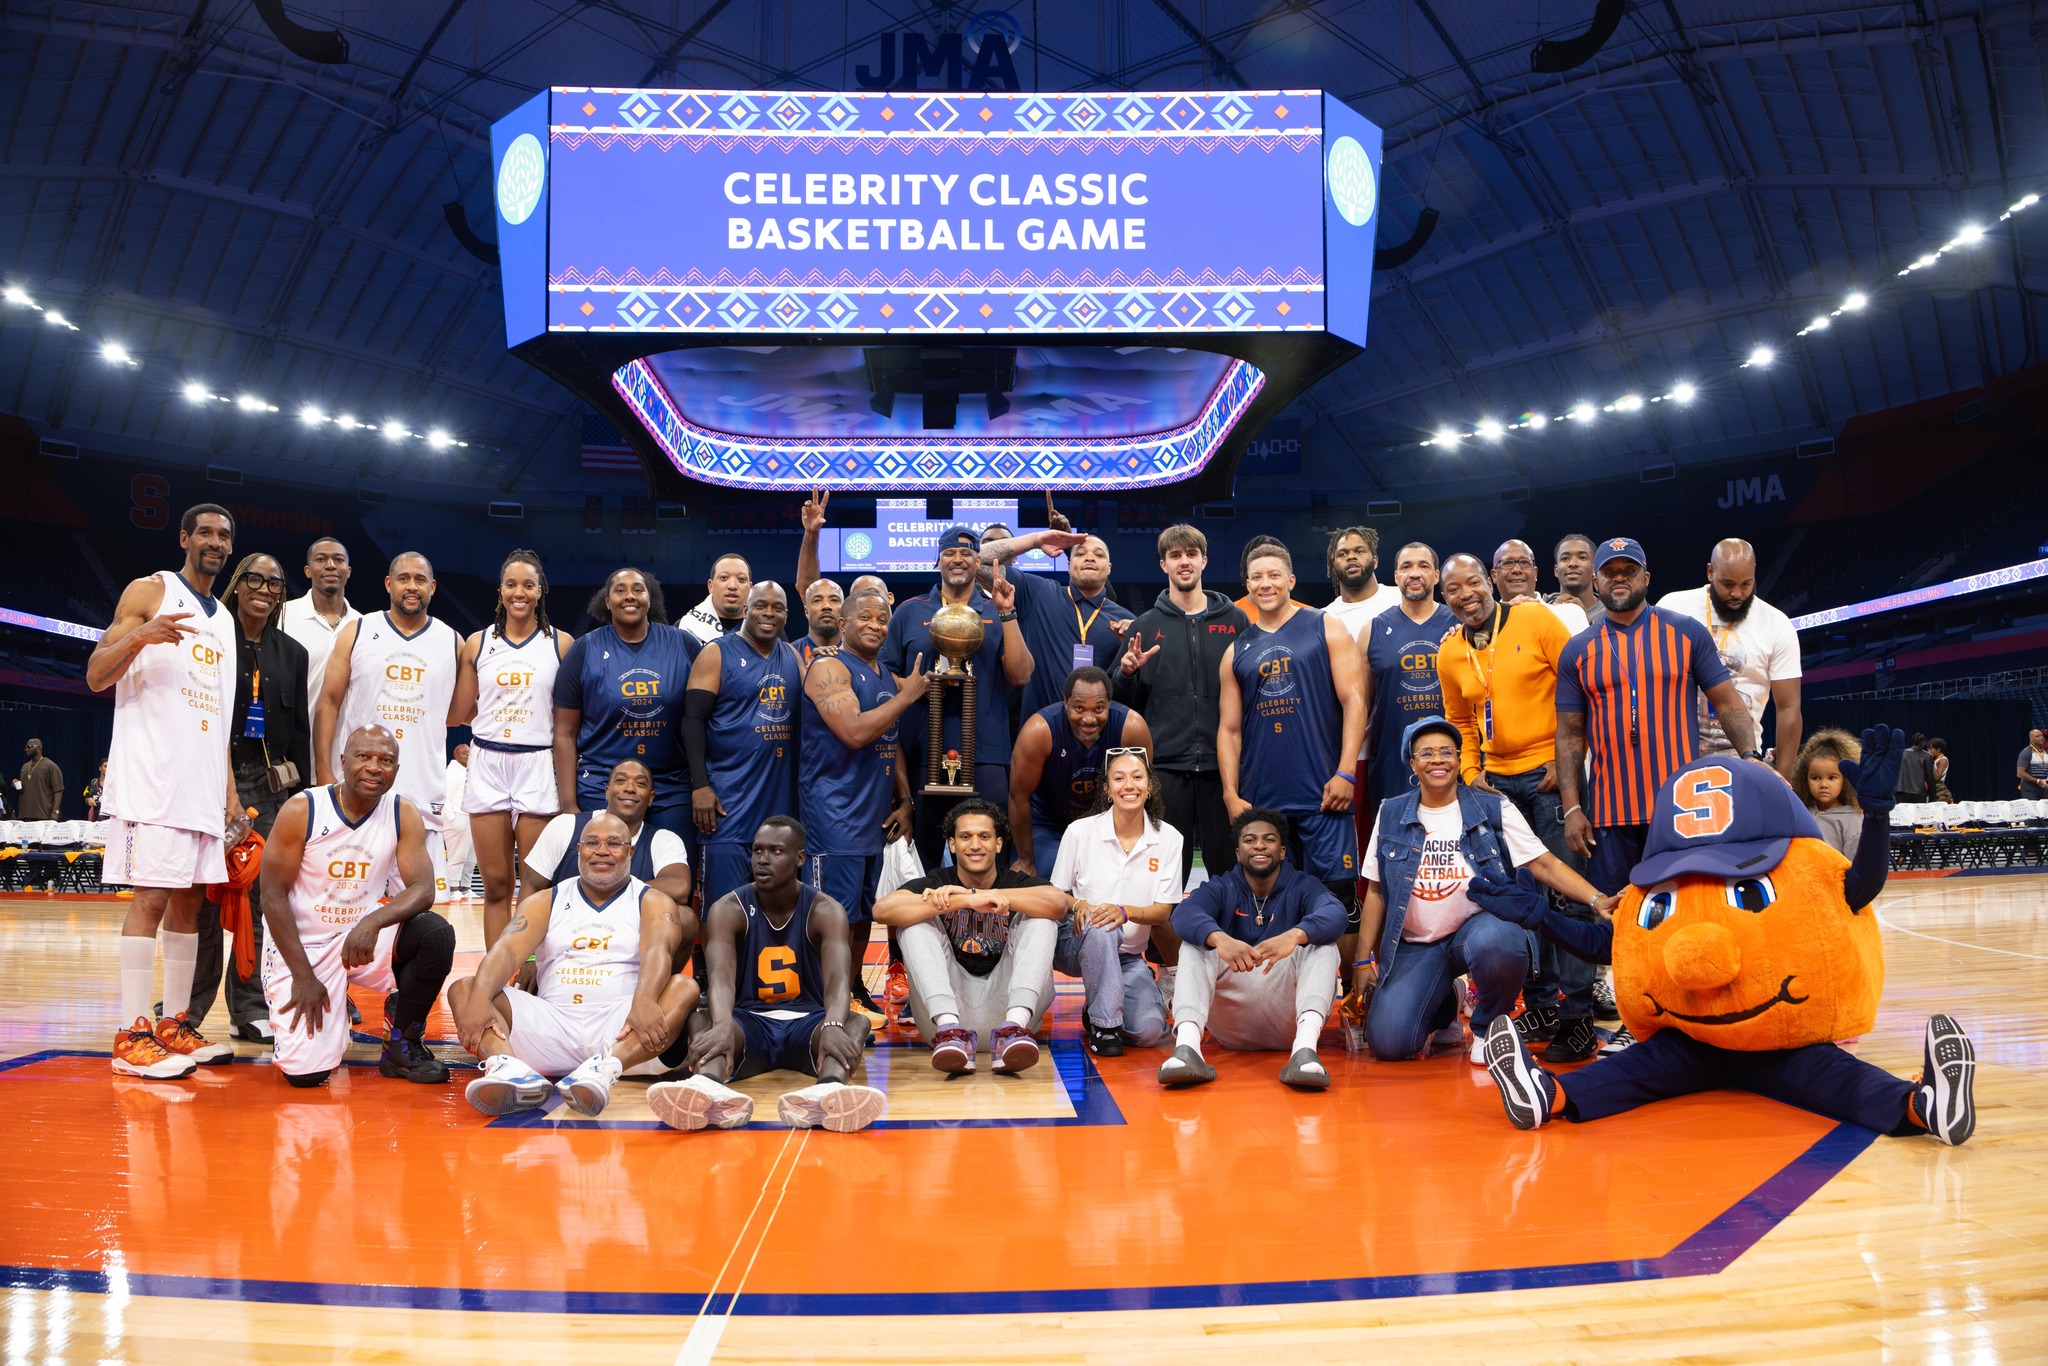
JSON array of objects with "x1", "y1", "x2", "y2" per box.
[{"x1": 491, "y1": 87, "x2": 1382, "y2": 497}]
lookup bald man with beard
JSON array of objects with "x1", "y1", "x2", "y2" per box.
[{"x1": 1657, "y1": 538, "x2": 1803, "y2": 781}]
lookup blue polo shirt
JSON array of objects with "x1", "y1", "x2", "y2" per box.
[
  {"x1": 1009, "y1": 571, "x2": 1136, "y2": 718},
  {"x1": 879, "y1": 585, "x2": 1017, "y2": 770}
]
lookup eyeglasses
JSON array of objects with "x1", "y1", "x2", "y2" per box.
[
  {"x1": 1411, "y1": 746, "x2": 1460, "y2": 761},
  {"x1": 240, "y1": 572, "x2": 286, "y2": 592},
  {"x1": 578, "y1": 836, "x2": 631, "y2": 852},
  {"x1": 1494, "y1": 557, "x2": 1535, "y2": 569}
]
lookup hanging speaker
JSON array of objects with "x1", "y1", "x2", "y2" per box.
[
  {"x1": 1373, "y1": 208, "x2": 1440, "y2": 272},
  {"x1": 253, "y1": 0, "x2": 350, "y2": 65},
  {"x1": 443, "y1": 202, "x2": 499, "y2": 265},
  {"x1": 1530, "y1": 0, "x2": 1625, "y2": 74}
]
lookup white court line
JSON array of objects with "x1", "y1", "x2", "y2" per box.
[
  {"x1": 674, "y1": 1128, "x2": 812, "y2": 1366},
  {"x1": 1877, "y1": 891, "x2": 2048, "y2": 962}
]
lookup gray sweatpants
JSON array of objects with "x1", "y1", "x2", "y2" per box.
[
  {"x1": 1173, "y1": 941, "x2": 1339, "y2": 1052},
  {"x1": 900, "y1": 914, "x2": 1058, "y2": 1045},
  {"x1": 1055, "y1": 918, "x2": 1169, "y2": 1046}
]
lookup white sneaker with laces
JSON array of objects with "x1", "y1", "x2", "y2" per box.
[
  {"x1": 556, "y1": 1053, "x2": 624, "y2": 1117},
  {"x1": 647, "y1": 1074, "x2": 755, "y2": 1131},
  {"x1": 465, "y1": 1054, "x2": 552, "y2": 1115},
  {"x1": 1598, "y1": 1025, "x2": 1636, "y2": 1056},
  {"x1": 778, "y1": 1081, "x2": 888, "y2": 1132}
]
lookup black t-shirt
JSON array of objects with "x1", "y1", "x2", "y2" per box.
[
  {"x1": 900, "y1": 866, "x2": 1050, "y2": 976},
  {"x1": 231, "y1": 635, "x2": 266, "y2": 769}
]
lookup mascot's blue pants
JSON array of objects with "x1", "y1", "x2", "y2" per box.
[{"x1": 1564, "y1": 1028, "x2": 1920, "y2": 1135}]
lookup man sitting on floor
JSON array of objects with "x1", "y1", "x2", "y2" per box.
[
  {"x1": 646, "y1": 816, "x2": 887, "y2": 1132},
  {"x1": 872, "y1": 798, "x2": 1070, "y2": 1076},
  {"x1": 1159, "y1": 808, "x2": 1346, "y2": 1091},
  {"x1": 451, "y1": 811, "x2": 697, "y2": 1118}
]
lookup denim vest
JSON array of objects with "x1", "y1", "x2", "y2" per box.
[{"x1": 1371, "y1": 785, "x2": 1513, "y2": 972}]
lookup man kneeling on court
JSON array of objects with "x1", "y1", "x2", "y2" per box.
[
  {"x1": 1159, "y1": 809, "x2": 1346, "y2": 1090},
  {"x1": 873, "y1": 798, "x2": 1069, "y2": 1075},
  {"x1": 645, "y1": 816, "x2": 888, "y2": 1132},
  {"x1": 258, "y1": 725, "x2": 456, "y2": 1088},
  {"x1": 451, "y1": 810, "x2": 698, "y2": 1117}
]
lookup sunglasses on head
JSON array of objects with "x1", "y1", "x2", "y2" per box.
[{"x1": 1105, "y1": 747, "x2": 1147, "y2": 759}]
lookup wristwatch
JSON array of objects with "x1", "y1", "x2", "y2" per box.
[
  {"x1": 1742, "y1": 748, "x2": 1766, "y2": 761},
  {"x1": 998, "y1": 610, "x2": 1018, "y2": 622}
]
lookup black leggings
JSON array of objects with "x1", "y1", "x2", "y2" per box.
[{"x1": 388, "y1": 911, "x2": 456, "y2": 1034}]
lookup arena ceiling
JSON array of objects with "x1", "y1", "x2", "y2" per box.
[{"x1": 1, "y1": 1, "x2": 2041, "y2": 499}]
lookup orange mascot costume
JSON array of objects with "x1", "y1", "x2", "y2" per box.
[{"x1": 1475, "y1": 726, "x2": 1976, "y2": 1146}]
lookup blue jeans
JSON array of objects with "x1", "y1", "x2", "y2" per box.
[
  {"x1": 1031, "y1": 823, "x2": 1064, "y2": 882},
  {"x1": 1364, "y1": 911, "x2": 1533, "y2": 1060},
  {"x1": 1488, "y1": 767, "x2": 1596, "y2": 1021},
  {"x1": 1054, "y1": 916, "x2": 1169, "y2": 1045}
]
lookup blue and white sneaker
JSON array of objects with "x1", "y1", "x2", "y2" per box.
[
  {"x1": 1484, "y1": 1015, "x2": 1558, "y2": 1130},
  {"x1": 1918, "y1": 1014, "x2": 1976, "y2": 1146},
  {"x1": 556, "y1": 1053, "x2": 624, "y2": 1118},
  {"x1": 465, "y1": 1054, "x2": 552, "y2": 1116}
]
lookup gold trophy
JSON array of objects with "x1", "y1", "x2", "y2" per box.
[{"x1": 921, "y1": 603, "x2": 985, "y2": 796}]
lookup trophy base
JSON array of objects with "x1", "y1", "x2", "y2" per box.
[{"x1": 919, "y1": 784, "x2": 979, "y2": 798}]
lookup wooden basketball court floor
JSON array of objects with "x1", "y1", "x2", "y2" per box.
[{"x1": 1, "y1": 874, "x2": 2042, "y2": 1364}]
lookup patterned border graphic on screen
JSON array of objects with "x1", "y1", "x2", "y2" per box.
[
  {"x1": 497, "y1": 133, "x2": 546, "y2": 226},
  {"x1": 612, "y1": 355, "x2": 1265, "y2": 491},
  {"x1": 1326, "y1": 135, "x2": 1375, "y2": 228}
]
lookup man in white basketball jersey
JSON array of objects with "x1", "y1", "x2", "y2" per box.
[
  {"x1": 314, "y1": 551, "x2": 461, "y2": 899},
  {"x1": 450, "y1": 811, "x2": 697, "y2": 1118},
  {"x1": 280, "y1": 537, "x2": 360, "y2": 719},
  {"x1": 257, "y1": 725, "x2": 456, "y2": 1087},
  {"x1": 89, "y1": 502, "x2": 247, "y2": 1079}
]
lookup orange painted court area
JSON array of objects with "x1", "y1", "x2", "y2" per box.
[{"x1": 5, "y1": 1016, "x2": 1836, "y2": 1309}]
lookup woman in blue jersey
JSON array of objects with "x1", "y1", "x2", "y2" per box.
[{"x1": 551, "y1": 568, "x2": 701, "y2": 839}]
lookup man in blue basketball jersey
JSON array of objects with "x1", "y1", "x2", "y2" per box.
[
  {"x1": 1218, "y1": 541, "x2": 1368, "y2": 963},
  {"x1": 1008, "y1": 666, "x2": 1154, "y2": 878},
  {"x1": 1358, "y1": 542, "x2": 1456, "y2": 809},
  {"x1": 683, "y1": 582, "x2": 802, "y2": 911},
  {"x1": 794, "y1": 577, "x2": 844, "y2": 672},
  {"x1": 800, "y1": 591, "x2": 924, "y2": 1017},
  {"x1": 552, "y1": 569, "x2": 701, "y2": 837},
  {"x1": 648, "y1": 817, "x2": 886, "y2": 1133}
]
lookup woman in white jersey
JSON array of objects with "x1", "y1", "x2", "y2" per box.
[{"x1": 451, "y1": 550, "x2": 573, "y2": 939}]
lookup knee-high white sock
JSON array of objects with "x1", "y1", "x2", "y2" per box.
[
  {"x1": 1004, "y1": 1005, "x2": 1032, "y2": 1028},
  {"x1": 159, "y1": 931, "x2": 199, "y2": 1021},
  {"x1": 1293, "y1": 1010, "x2": 1325, "y2": 1054},
  {"x1": 1175, "y1": 1020, "x2": 1203, "y2": 1056},
  {"x1": 119, "y1": 935, "x2": 156, "y2": 1025}
]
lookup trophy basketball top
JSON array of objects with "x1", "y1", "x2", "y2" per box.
[{"x1": 928, "y1": 603, "x2": 985, "y2": 670}]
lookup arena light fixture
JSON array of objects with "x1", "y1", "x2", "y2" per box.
[
  {"x1": 1611, "y1": 393, "x2": 1644, "y2": 413},
  {"x1": 1742, "y1": 346, "x2": 1774, "y2": 369},
  {"x1": 426, "y1": 428, "x2": 453, "y2": 451},
  {"x1": 43, "y1": 310, "x2": 78, "y2": 331},
  {"x1": 235, "y1": 394, "x2": 275, "y2": 413},
  {"x1": 1949, "y1": 223, "x2": 1986, "y2": 248},
  {"x1": 1568, "y1": 401, "x2": 1597, "y2": 424},
  {"x1": 381, "y1": 420, "x2": 408, "y2": 441},
  {"x1": 1476, "y1": 418, "x2": 1505, "y2": 442},
  {"x1": 298, "y1": 404, "x2": 325, "y2": 426},
  {"x1": 1670, "y1": 382, "x2": 1697, "y2": 405},
  {"x1": 1432, "y1": 426, "x2": 1461, "y2": 447},
  {"x1": 1842, "y1": 291, "x2": 1869, "y2": 312},
  {"x1": 99, "y1": 341, "x2": 135, "y2": 366},
  {"x1": 1522, "y1": 410, "x2": 1548, "y2": 430},
  {"x1": 181, "y1": 380, "x2": 210, "y2": 403},
  {"x1": 2, "y1": 285, "x2": 37, "y2": 309}
]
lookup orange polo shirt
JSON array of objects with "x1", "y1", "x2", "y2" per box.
[{"x1": 1436, "y1": 602, "x2": 1571, "y2": 782}]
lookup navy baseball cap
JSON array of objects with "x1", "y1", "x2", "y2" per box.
[
  {"x1": 934, "y1": 524, "x2": 979, "y2": 558},
  {"x1": 1593, "y1": 536, "x2": 1646, "y2": 570},
  {"x1": 1402, "y1": 715, "x2": 1462, "y2": 759},
  {"x1": 1630, "y1": 756, "x2": 1823, "y2": 888}
]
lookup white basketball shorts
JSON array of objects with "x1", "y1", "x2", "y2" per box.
[{"x1": 101, "y1": 819, "x2": 228, "y2": 890}]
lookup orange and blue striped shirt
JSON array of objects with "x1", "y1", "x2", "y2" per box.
[{"x1": 1555, "y1": 607, "x2": 1732, "y2": 828}]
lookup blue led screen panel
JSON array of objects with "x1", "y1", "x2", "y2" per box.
[{"x1": 543, "y1": 89, "x2": 1336, "y2": 336}]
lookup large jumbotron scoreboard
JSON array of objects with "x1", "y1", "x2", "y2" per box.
[{"x1": 491, "y1": 87, "x2": 1382, "y2": 500}]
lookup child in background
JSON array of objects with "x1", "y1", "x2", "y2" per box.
[{"x1": 1794, "y1": 730, "x2": 1863, "y2": 857}]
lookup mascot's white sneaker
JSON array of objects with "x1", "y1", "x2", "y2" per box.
[
  {"x1": 556, "y1": 1053, "x2": 624, "y2": 1117},
  {"x1": 647, "y1": 1075, "x2": 755, "y2": 1131},
  {"x1": 1918, "y1": 1015, "x2": 1976, "y2": 1146},
  {"x1": 1485, "y1": 1016, "x2": 1558, "y2": 1130},
  {"x1": 777, "y1": 1081, "x2": 888, "y2": 1132},
  {"x1": 466, "y1": 1054, "x2": 551, "y2": 1115}
]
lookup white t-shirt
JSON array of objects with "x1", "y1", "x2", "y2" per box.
[
  {"x1": 1545, "y1": 600, "x2": 1588, "y2": 636},
  {"x1": 1050, "y1": 809, "x2": 1185, "y2": 955},
  {"x1": 523, "y1": 814, "x2": 688, "y2": 882},
  {"x1": 280, "y1": 594, "x2": 360, "y2": 711},
  {"x1": 1656, "y1": 587, "x2": 1801, "y2": 755},
  {"x1": 1324, "y1": 583, "x2": 1408, "y2": 641},
  {"x1": 1363, "y1": 797, "x2": 1548, "y2": 944}
]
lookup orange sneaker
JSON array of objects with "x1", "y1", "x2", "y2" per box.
[
  {"x1": 155, "y1": 1011, "x2": 234, "y2": 1065},
  {"x1": 882, "y1": 960, "x2": 910, "y2": 1026},
  {"x1": 113, "y1": 1017, "x2": 197, "y2": 1078}
]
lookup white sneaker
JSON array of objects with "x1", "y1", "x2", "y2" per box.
[
  {"x1": 647, "y1": 1074, "x2": 755, "y2": 1131},
  {"x1": 777, "y1": 1081, "x2": 888, "y2": 1132},
  {"x1": 230, "y1": 1018, "x2": 275, "y2": 1043},
  {"x1": 1468, "y1": 1036, "x2": 1488, "y2": 1067},
  {"x1": 556, "y1": 1053, "x2": 624, "y2": 1117},
  {"x1": 465, "y1": 1054, "x2": 552, "y2": 1115},
  {"x1": 1598, "y1": 1025, "x2": 1636, "y2": 1056}
]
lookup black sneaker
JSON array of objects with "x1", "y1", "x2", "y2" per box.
[
  {"x1": 1545, "y1": 1016, "x2": 1600, "y2": 1063},
  {"x1": 1918, "y1": 1014, "x2": 1976, "y2": 1146},
  {"x1": 1512, "y1": 1003, "x2": 1560, "y2": 1045},
  {"x1": 1484, "y1": 1017, "x2": 1557, "y2": 1129},
  {"x1": 378, "y1": 1018, "x2": 450, "y2": 1084},
  {"x1": 1085, "y1": 1020, "x2": 1125, "y2": 1057},
  {"x1": 1591, "y1": 974, "x2": 1620, "y2": 1021}
]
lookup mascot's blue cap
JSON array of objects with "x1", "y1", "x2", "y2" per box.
[{"x1": 1631, "y1": 757, "x2": 1824, "y2": 888}]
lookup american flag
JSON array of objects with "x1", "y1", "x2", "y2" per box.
[{"x1": 579, "y1": 412, "x2": 640, "y2": 473}]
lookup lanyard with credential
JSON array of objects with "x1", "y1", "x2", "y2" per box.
[
  {"x1": 1070, "y1": 589, "x2": 1104, "y2": 641},
  {"x1": 1467, "y1": 603, "x2": 1503, "y2": 743},
  {"x1": 1703, "y1": 586, "x2": 1734, "y2": 653}
]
